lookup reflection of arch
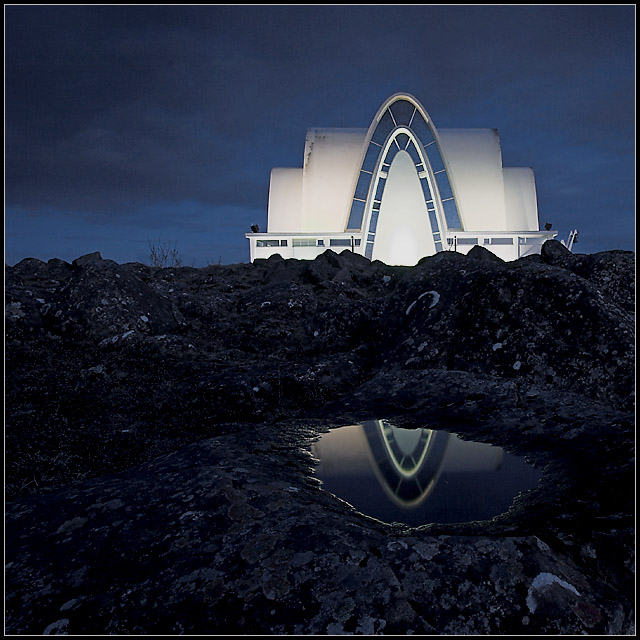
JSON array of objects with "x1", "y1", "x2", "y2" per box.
[
  {"x1": 345, "y1": 94, "x2": 463, "y2": 260},
  {"x1": 362, "y1": 420, "x2": 450, "y2": 508}
]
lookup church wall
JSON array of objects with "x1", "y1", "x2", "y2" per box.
[
  {"x1": 503, "y1": 167, "x2": 539, "y2": 231},
  {"x1": 301, "y1": 129, "x2": 367, "y2": 233},
  {"x1": 267, "y1": 168, "x2": 303, "y2": 233},
  {"x1": 250, "y1": 92, "x2": 554, "y2": 264},
  {"x1": 437, "y1": 128, "x2": 508, "y2": 231}
]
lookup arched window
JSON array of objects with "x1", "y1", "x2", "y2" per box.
[{"x1": 346, "y1": 96, "x2": 462, "y2": 258}]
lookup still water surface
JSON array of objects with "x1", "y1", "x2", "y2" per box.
[{"x1": 312, "y1": 421, "x2": 542, "y2": 527}]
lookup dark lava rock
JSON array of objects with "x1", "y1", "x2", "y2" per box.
[
  {"x1": 4, "y1": 242, "x2": 635, "y2": 634},
  {"x1": 466, "y1": 243, "x2": 505, "y2": 263},
  {"x1": 541, "y1": 238, "x2": 573, "y2": 263},
  {"x1": 43, "y1": 252, "x2": 183, "y2": 341}
]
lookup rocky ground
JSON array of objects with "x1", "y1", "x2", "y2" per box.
[{"x1": 4, "y1": 241, "x2": 635, "y2": 634}]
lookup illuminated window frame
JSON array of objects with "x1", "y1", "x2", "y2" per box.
[
  {"x1": 362, "y1": 127, "x2": 448, "y2": 258},
  {"x1": 346, "y1": 96, "x2": 463, "y2": 259}
]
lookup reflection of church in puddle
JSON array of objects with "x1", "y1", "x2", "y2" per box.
[
  {"x1": 312, "y1": 421, "x2": 540, "y2": 526},
  {"x1": 247, "y1": 93, "x2": 559, "y2": 266}
]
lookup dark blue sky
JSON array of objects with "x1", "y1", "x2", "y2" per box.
[{"x1": 5, "y1": 5, "x2": 636, "y2": 266}]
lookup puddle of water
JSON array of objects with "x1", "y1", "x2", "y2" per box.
[{"x1": 311, "y1": 420, "x2": 542, "y2": 527}]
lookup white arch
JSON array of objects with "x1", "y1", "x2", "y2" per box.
[
  {"x1": 363, "y1": 126, "x2": 447, "y2": 260},
  {"x1": 344, "y1": 93, "x2": 465, "y2": 254}
]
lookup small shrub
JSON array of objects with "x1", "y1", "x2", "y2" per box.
[{"x1": 148, "y1": 240, "x2": 183, "y2": 268}]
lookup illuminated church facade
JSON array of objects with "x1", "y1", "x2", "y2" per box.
[{"x1": 246, "y1": 93, "x2": 557, "y2": 265}]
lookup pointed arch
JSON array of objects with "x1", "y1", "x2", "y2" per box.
[
  {"x1": 362, "y1": 420, "x2": 451, "y2": 507},
  {"x1": 345, "y1": 94, "x2": 463, "y2": 258}
]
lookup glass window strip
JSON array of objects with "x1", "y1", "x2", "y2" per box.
[
  {"x1": 354, "y1": 171, "x2": 372, "y2": 200},
  {"x1": 489, "y1": 237, "x2": 514, "y2": 245},
  {"x1": 435, "y1": 172, "x2": 453, "y2": 200},
  {"x1": 368, "y1": 209, "x2": 379, "y2": 233},
  {"x1": 352, "y1": 111, "x2": 463, "y2": 236},
  {"x1": 519, "y1": 236, "x2": 544, "y2": 245},
  {"x1": 372, "y1": 110, "x2": 395, "y2": 145},
  {"x1": 406, "y1": 140, "x2": 422, "y2": 165},
  {"x1": 390, "y1": 100, "x2": 415, "y2": 126},
  {"x1": 426, "y1": 144, "x2": 445, "y2": 173},
  {"x1": 409, "y1": 111, "x2": 434, "y2": 146},
  {"x1": 420, "y1": 178, "x2": 432, "y2": 201},
  {"x1": 347, "y1": 199, "x2": 366, "y2": 230},
  {"x1": 442, "y1": 199, "x2": 462, "y2": 229},
  {"x1": 362, "y1": 143, "x2": 380, "y2": 173},
  {"x1": 395, "y1": 132, "x2": 410, "y2": 150},
  {"x1": 428, "y1": 210, "x2": 439, "y2": 232},
  {"x1": 408, "y1": 107, "x2": 417, "y2": 128},
  {"x1": 385, "y1": 144, "x2": 399, "y2": 164}
]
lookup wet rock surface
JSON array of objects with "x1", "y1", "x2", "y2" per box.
[{"x1": 5, "y1": 241, "x2": 635, "y2": 634}]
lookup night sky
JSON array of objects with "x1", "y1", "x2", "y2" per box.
[{"x1": 5, "y1": 5, "x2": 636, "y2": 267}]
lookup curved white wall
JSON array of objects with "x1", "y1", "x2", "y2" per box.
[
  {"x1": 503, "y1": 167, "x2": 539, "y2": 231},
  {"x1": 267, "y1": 168, "x2": 303, "y2": 233},
  {"x1": 437, "y1": 128, "x2": 507, "y2": 231},
  {"x1": 302, "y1": 128, "x2": 367, "y2": 232}
]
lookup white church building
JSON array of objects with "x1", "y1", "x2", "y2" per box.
[{"x1": 246, "y1": 93, "x2": 557, "y2": 265}]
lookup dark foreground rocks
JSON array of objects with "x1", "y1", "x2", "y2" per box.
[{"x1": 5, "y1": 242, "x2": 635, "y2": 634}]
